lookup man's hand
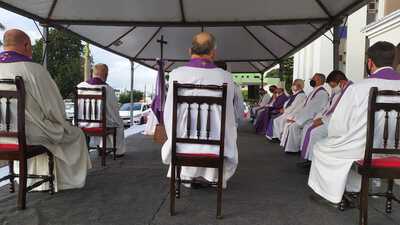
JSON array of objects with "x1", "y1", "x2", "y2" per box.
[
  {"x1": 313, "y1": 118, "x2": 323, "y2": 127},
  {"x1": 279, "y1": 108, "x2": 284, "y2": 113}
]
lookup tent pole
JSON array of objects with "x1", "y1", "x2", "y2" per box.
[
  {"x1": 333, "y1": 24, "x2": 341, "y2": 71},
  {"x1": 130, "y1": 60, "x2": 135, "y2": 127},
  {"x1": 42, "y1": 25, "x2": 49, "y2": 69}
]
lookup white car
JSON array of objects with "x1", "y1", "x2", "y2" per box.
[
  {"x1": 64, "y1": 101, "x2": 75, "y2": 121},
  {"x1": 119, "y1": 102, "x2": 150, "y2": 126}
]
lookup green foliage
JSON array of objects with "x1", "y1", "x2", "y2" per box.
[
  {"x1": 265, "y1": 57, "x2": 294, "y2": 93},
  {"x1": 241, "y1": 89, "x2": 248, "y2": 101},
  {"x1": 119, "y1": 90, "x2": 144, "y2": 104},
  {"x1": 32, "y1": 29, "x2": 83, "y2": 98}
]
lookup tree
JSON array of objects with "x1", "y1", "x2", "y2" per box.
[
  {"x1": 265, "y1": 57, "x2": 294, "y2": 93},
  {"x1": 119, "y1": 90, "x2": 144, "y2": 104},
  {"x1": 32, "y1": 29, "x2": 83, "y2": 98}
]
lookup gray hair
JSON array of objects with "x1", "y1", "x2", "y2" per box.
[{"x1": 191, "y1": 32, "x2": 216, "y2": 55}]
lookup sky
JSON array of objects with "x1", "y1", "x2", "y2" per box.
[{"x1": 0, "y1": 8, "x2": 157, "y2": 93}]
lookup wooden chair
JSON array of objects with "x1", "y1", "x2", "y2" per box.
[
  {"x1": 0, "y1": 76, "x2": 54, "y2": 209},
  {"x1": 170, "y1": 81, "x2": 228, "y2": 219},
  {"x1": 355, "y1": 87, "x2": 400, "y2": 225},
  {"x1": 74, "y1": 87, "x2": 117, "y2": 167}
]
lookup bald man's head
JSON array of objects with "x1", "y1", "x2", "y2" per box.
[
  {"x1": 190, "y1": 32, "x2": 216, "y2": 60},
  {"x1": 3, "y1": 29, "x2": 32, "y2": 58}
]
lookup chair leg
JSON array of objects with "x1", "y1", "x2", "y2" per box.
[
  {"x1": 386, "y1": 179, "x2": 394, "y2": 213},
  {"x1": 17, "y1": 159, "x2": 27, "y2": 210},
  {"x1": 85, "y1": 135, "x2": 90, "y2": 150},
  {"x1": 113, "y1": 130, "x2": 117, "y2": 160},
  {"x1": 48, "y1": 152, "x2": 55, "y2": 195},
  {"x1": 359, "y1": 176, "x2": 369, "y2": 225},
  {"x1": 170, "y1": 164, "x2": 176, "y2": 216},
  {"x1": 102, "y1": 135, "x2": 107, "y2": 167},
  {"x1": 8, "y1": 160, "x2": 14, "y2": 193},
  {"x1": 217, "y1": 166, "x2": 223, "y2": 219},
  {"x1": 176, "y1": 166, "x2": 181, "y2": 199}
]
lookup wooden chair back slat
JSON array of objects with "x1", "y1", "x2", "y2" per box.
[
  {"x1": 74, "y1": 87, "x2": 107, "y2": 129},
  {"x1": 363, "y1": 87, "x2": 400, "y2": 166},
  {"x1": 0, "y1": 77, "x2": 27, "y2": 150},
  {"x1": 395, "y1": 112, "x2": 400, "y2": 149},
  {"x1": 172, "y1": 81, "x2": 227, "y2": 156}
]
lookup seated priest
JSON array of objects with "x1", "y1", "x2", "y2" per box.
[
  {"x1": 251, "y1": 86, "x2": 275, "y2": 121},
  {"x1": 0, "y1": 29, "x2": 91, "y2": 191},
  {"x1": 161, "y1": 32, "x2": 238, "y2": 188},
  {"x1": 280, "y1": 73, "x2": 329, "y2": 152},
  {"x1": 308, "y1": 41, "x2": 400, "y2": 205},
  {"x1": 268, "y1": 79, "x2": 306, "y2": 140},
  {"x1": 298, "y1": 70, "x2": 352, "y2": 168},
  {"x1": 77, "y1": 63, "x2": 126, "y2": 157},
  {"x1": 254, "y1": 83, "x2": 288, "y2": 134}
]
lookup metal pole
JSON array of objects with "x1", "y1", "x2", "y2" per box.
[
  {"x1": 279, "y1": 62, "x2": 284, "y2": 81},
  {"x1": 333, "y1": 24, "x2": 341, "y2": 71},
  {"x1": 42, "y1": 25, "x2": 49, "y2": 69},
  {"x1": 129, "y1": 60, "x2": 135, "y2": 126}
]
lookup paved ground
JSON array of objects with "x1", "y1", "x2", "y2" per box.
[{"x1": 0, "y1": 124, "x2": 399, "y2": 225}]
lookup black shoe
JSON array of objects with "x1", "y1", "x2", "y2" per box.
[
  {"x1": 296, "y1": 160, "x2": 311, "y2": 169},
  {"x1": 115, "y1": 154, "x2": 125, "y2": 158},
  {"x1": 271, "y1": 138, "x2": 280, "y2": 143}
]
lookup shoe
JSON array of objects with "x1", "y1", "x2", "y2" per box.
[
  {"x1": 271, "y1": 138, "x2": 280, "y2": 143},
  {"x1": 115, "y1": 154, "x2": 125, "y2": 158}
]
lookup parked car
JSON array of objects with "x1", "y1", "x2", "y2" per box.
[{"x1": 119, "y1": 102, "x2": 150, "y2": 126}]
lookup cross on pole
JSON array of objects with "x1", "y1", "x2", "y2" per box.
[{"x1": 157, "y1": 35, "x2": 168, "y2": 60}]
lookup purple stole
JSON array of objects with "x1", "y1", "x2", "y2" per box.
[
  {"x1": 86, "y1": 77, "x2": 107, "y2": 85},
  {"x1": 285, "y1": 90, "x2": 304, "y2": 109},
  {"x1": 300, "y1": 80, "x2": 352, "y2": 159},
  {"x1": 255, "y1": 94, "x2": 288, "y2": 134},
  {"x1": 303, "y1": 86, "x2": 326, "y2": 107},
  {"x1": 368, "y1": 68, "x2": 400, "y2": 80},
  {"x1": 0, "y1": 51, "x2": 32, "y2": 63},
  {"x1": 185, "y1": 58, "x2": 217, "y2": 69}
]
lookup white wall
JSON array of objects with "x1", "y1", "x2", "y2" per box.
[
  {"x1": 345, "y1": 6, "x2": 368, "y2": 82},
  {"x1": 366, "y1": 9, "x2": 400, "y2": 46}
]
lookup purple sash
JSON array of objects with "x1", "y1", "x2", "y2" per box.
[
  {"x1": 0, "y1": 51, "x2": 32, "y2": 63},
  {"x1": 86, "y1": 77, "x2": 107, "y2": 85},
  {"x1": 185, "y1": 58, "x2": 217, "y2": 69},
  {"x1": 369, "y1": 68, "x2": 400, "y2": 80},
  {"x1": 303, "y1": 86, "x2": 326, "y2": 107},
  {"x1": 285, "y1": 90, "x2": 304, "y2": 109}
]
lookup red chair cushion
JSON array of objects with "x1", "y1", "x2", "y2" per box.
[
  {"x1": 0, "y1": 144, "x2": 20, "y2": 152},
  {"x1": 81, "y1": 127, "x2": 103, "y2": 133},
  {"x1": 356, "y1": 156, "x2": 400, "y2": 168},
  {"x1": 176, "y1": 153, "x2": 219, "y2": 158}
]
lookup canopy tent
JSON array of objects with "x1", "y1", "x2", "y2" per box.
[{"x1": 0, "y1": 0, "x2": 366, "y2": 73}]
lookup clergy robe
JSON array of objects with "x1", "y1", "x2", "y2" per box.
[
  {"x1": 272, "y1": 90, "x2": 306, "y2": 140},
  {"x1": 308, "y1": 67, "x2": 400, "y2": 203},
  {"x1": 161, "y1": 58, "x2": 238, "y2": 187},
  {"x1": 144, "y1": 109, "x2": 159, "y2": 135},
  {"x1": 77, "y1": 79, "x2": 126, "y2": 155},
  {"x1": 0, "y1": 51, "x2": 91, "y2": 192},
  {"x1": 251, "y1": 93, "x2": 271, "y2": 118},
  {"x1": 281, "y1": 86, "x2": 329, "y2": 152},
  {"x1": 233, "y1": 83, "x2": 245, "y2": 127},
  {"x1": 300, "y1": 81, "x2": 353, "y2": 160},
  {"x1": 254, "y1": 93, "x2": 288, "y2": 134}
]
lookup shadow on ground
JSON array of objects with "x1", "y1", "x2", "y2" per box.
[{"x1": 0, "y1": 124, "x2": 399, "y2": 225}]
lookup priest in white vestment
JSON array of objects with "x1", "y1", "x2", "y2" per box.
[
  {"x1": 269, "y1": 79, "x2": 306, "y2": 140},
  {"x1": 281, "y1": 73, "x2": 329, "y2": 152},
  {"x1": 0, "y1": 29, "x2": 91, "y2": 191},
  {"x1": 77, "y1": 63, "x2": 126, "y2": 156},
  {"x1": 308, "y1": 42, "x2": 400, "y2": 204},
  {"x1": 161, "y1": 32, "x2": 238, "y2": 188},
  {"x1": 299, "y1": 71, "x2": 352, "y2": 162},
  {"x1": 251, "y1": 87, "x2": 274, "y2": 120}
]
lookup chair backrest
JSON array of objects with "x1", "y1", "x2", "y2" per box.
[
  {"x1": 73, "y1": 87, "x2": 107, "y2": 129},
  {"x1": 364, "y1": 87, "x2": 400, "y2": 165},
  {"x1": 171, "y1": 81, "x2": 228, "y2": 159},
  {"x1": 0, "y1": 76, "x2": 27, "y2": 151}
]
